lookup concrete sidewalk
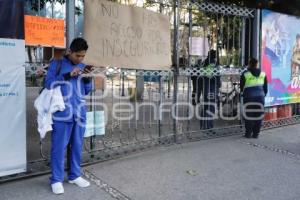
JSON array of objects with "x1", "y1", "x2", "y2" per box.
[{"x1": 2, "y1": 124, "x2": 300, "y2": 200}]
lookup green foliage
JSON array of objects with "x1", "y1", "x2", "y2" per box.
[{"x1": 27, "y1": 0, "x2": 83, "y2": 15}]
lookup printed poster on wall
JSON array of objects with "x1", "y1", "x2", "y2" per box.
[
  {"x1": 0, "y1": 0, "x2": 26, "y2": 177},
  {"x1": 0, "y1": 38, "x2": 26, "y2": 177},
  {"x1": 262, "y1": 9, "x2": 300, "y2": 106},
  {"x1": 189, "y1": 37, "x2": 209, "y2": 56}
]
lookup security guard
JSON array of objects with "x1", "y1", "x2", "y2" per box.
[
  {"x1": 45, "y1": 38, "x2": 93, "y2": 194},
  {"x1": 191, "y1": 58, "x2": 203, "y2": 105},
  {"x1": 240, "y1": 58, "x2": 268, "y2": 138},
  {"x1": 200, "y1": 50, "x2": 221, "y2": 130}
]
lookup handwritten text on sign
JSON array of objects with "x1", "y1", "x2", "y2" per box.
[
  {"x1": 84, "y1": 0, "x2": 171, "y2": 70},
  {"x1": 25, "y1": 15, "x2": 65, "y2": 48}
]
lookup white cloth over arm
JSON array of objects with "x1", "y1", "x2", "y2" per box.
[{"x1": 34, "y1": 86, "x2": 65, "y2": 139}]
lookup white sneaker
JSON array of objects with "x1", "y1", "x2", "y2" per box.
[
  {"x1": 51, "y1": 182, "x2": 64, "y2": 195},
  {"x1": 68, "y1": 177, "x2": 90, "y2": 188}
]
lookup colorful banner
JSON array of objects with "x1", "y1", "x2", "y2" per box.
[
  {"x1": 24, "y1": 15, "x2": 65, "y2": 48},
  {"x1": 261, "y1": 9, "x2": 300, "y2": 106},
  {"x1": 84, "y1": 0, "x2": 171, "y2": 70}
]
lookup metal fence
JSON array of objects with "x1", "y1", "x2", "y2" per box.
[
  {"x1": 0, "y1": 66, "x2": 295, "y2": 183},
  {"x1": 1, "y1": 1, "x2": 300, "y2": 182}
]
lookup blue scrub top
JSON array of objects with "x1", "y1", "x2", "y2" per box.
[{"x1": 45, "y1": 56, "x2": 93, "y2": 122}]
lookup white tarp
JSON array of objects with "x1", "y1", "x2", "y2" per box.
[{"x1": 0, "y1": 38, "x2": 26, "y2": 177}]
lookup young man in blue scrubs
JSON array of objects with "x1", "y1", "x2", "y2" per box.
[{"x1": 45, "y1": 38, "x2": 93, "y2": 194}]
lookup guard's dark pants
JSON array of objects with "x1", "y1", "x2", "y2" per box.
[
  {"x1": 200, "y1": 77, "x2": 218, "y2": 130},
  {"x1": 191, "y1": 76, "x2": 203, "y2": 105},
  {"x1": 243, "y1": 96, "x2": 265, "y2": 137}
]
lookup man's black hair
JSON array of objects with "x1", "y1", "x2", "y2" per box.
[
  {"x1": 69, "y1": 38, "x2": 88, "y2": 52},
  {"x1": 249, "y1": 58, "x2": 258, "y2": 68},
  {"x1": 204, "y1": 49, "x2": 219, "y2": 66}
]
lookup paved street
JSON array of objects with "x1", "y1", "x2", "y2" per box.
[{"x1": 2, "y1": 124, "x2": 300, "y2": 200}]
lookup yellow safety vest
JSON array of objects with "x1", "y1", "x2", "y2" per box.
[
  {"x1": 203, "y1": 64, "x2": 215, "y2": 77},
  {"x1": 244, "y1": 71, "x2": 265, "y2": 91}
]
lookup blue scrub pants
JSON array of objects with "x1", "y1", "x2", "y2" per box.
[{"x1": 50, "y1": 118, "x2": 85, "y2": 184}]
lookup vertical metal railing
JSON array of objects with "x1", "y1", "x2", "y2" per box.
[{"x1": 22, "y1": 0, "x2": 290, "y2": 181}]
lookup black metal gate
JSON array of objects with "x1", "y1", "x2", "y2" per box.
[{"x1": 1, "y1": 0, "x2": 299, "y2": 182}]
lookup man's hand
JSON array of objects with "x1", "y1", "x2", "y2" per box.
[
  {"x1": 36, "y1": 68, "x2": 45, "y2": 77},
  {"x1": 82, "y1": 65, "x2": 94, "y2": 74},
  {"x1": 70, "y1": 67, "x2": 81, "y2": 77}
]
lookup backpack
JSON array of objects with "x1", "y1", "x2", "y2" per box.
[{"x1": 39, "y1": 59, "x2": 63, "y2": 94}]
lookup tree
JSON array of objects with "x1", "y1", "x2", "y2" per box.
[{"x1": 26, "y1": 0, "x2": 83, "y2": 15}]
